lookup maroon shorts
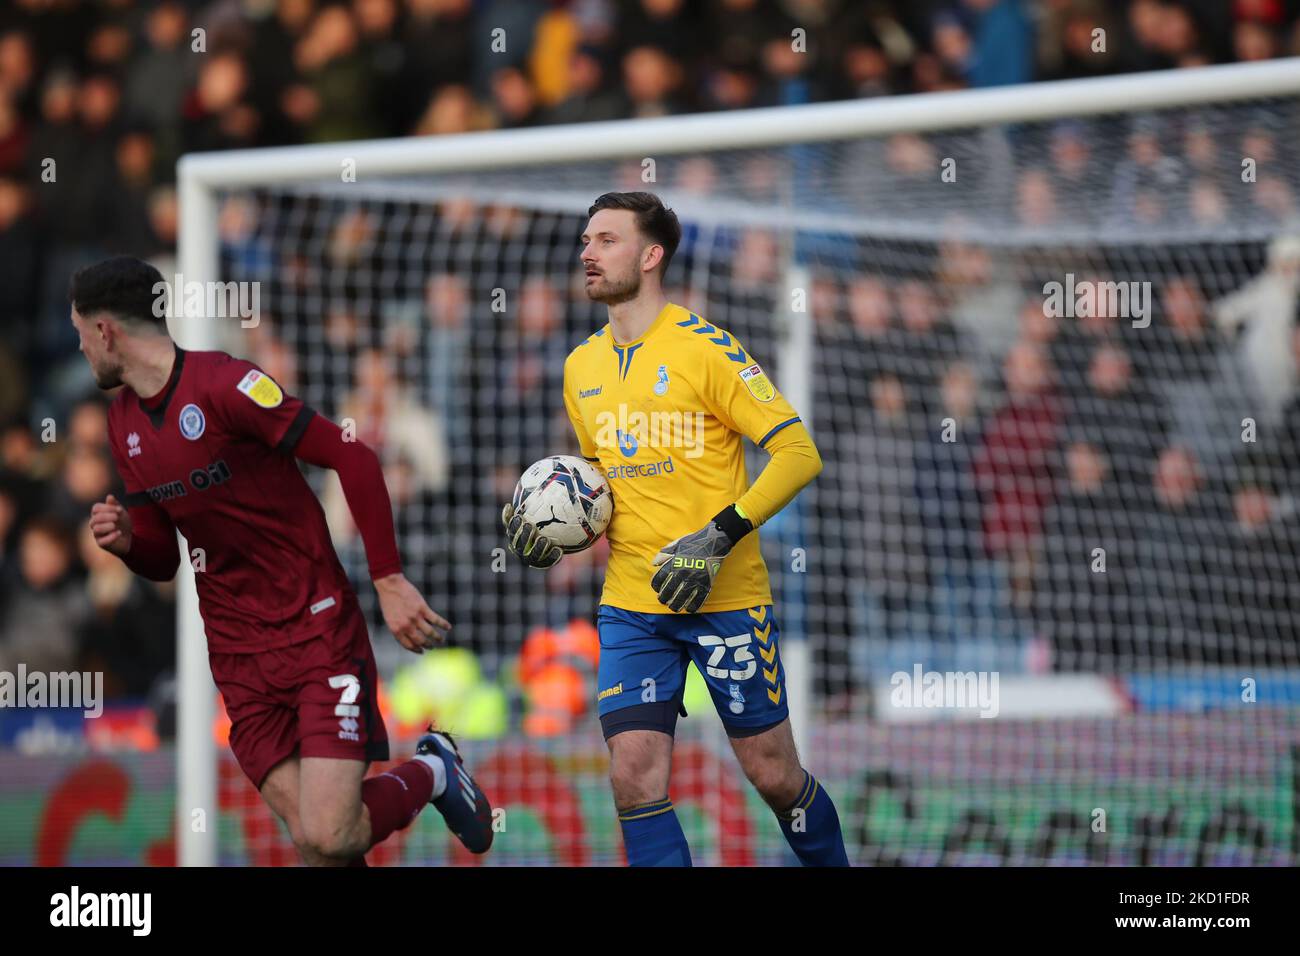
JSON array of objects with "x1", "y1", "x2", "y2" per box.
[{"x1": 211, "y1": 611, "x2": 390, "y2": 790}]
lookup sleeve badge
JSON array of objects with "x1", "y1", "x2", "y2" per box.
[
  {"x1": 236, "y1": 369, "x2": 284, "y2": 408},
  {"x1": 738, "y1": 363, "x2": 775, "y2": 403}
]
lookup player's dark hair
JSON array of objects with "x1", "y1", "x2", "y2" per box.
[
  {"x1": 68, "y1": 256, "x2": 168, "y2": 330},
  {"x1": 588, "y1": 191, "x2": 681, "y2": 278}
]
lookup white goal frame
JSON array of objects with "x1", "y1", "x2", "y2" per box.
[{"x1": 174, "y1": 58, "x2": 1300, "y2": 866}]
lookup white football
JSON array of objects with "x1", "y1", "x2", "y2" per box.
[{"x1": 512, "y1": 455, "x2": 613, "y2": 553}]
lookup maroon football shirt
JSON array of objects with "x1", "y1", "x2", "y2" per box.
[{"x1": 107, "y1": 346, "x2": 356, "y2": 654}]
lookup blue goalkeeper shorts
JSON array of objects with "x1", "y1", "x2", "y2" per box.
[{"x1": 595, "y1": 604, "x2": 789, "y2": 739}]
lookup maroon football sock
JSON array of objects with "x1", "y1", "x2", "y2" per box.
[{"x1": 361, "y1": 761, "x2": 435, "y2": 847}]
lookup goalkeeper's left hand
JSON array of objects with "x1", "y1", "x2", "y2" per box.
[
  {"x1": 650, "y1": 506, "x2": 752, "y2": 613},
  {"x1": 501, "y1": 502, "x2": 563, "y2": 569}
]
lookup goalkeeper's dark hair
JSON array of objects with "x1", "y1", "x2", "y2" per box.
[
  {"x1": 68, "y1": 256, "x2": 168, "y2": 331},
  {"x1": 588, "y1": 191, "x2": 681, "y2": 278}
]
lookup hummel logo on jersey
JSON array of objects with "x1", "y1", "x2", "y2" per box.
[
  {"x1": 127, "y1": 432, "x2": 142, "y2": 457},
  {"x1": 579, "y1": 386, "x2": 603, "y2": 398}
]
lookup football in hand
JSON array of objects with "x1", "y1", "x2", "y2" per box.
[{"x1": 511, "y1": 455, "x2": 613, "y2": 553}]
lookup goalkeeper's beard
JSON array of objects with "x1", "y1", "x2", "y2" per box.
[{"x1": 586, "y1": 267, "x2": 641, "y2": 306}]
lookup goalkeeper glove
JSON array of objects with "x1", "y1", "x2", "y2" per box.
[
  {"x1": 650, "y1": 505, "x2": 753, "y2": 613},
  {"x1": 501, "y1": 502, "x2": 563, "y2": 569}
]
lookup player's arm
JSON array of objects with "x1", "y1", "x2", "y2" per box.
[
  {"x1": 650, "y1": 345, "x2": 822, "y2": 613},
  {"x1": 501, "y1": 354, "x2": 597, "y2": 569},
  {"x1": 731, "y1": 419, "x2": 822, "y2": 527},
  {"x1": 98, "y1": 416, "x2": 182, "y2": 580},
  {"x1": 214, "y1": 361, "x2": 449, "y2": 652},
  {"x1": 91, "y1": 493, "x2": 181, "y2": 581}
]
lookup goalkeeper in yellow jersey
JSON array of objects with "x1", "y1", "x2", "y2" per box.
[{"x1": 501, "y1": 191, "x2": 847, "y2": 866}]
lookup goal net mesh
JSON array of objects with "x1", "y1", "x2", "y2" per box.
[{"x1": 208, "y1": 92, "x2": 1300, "y2": 865}]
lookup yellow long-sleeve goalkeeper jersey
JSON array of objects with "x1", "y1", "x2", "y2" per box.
[{"x1": 563, "y1": 302, "x2": 820, "y2": 613}]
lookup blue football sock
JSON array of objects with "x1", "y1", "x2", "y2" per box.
[
  {"x1": 777, "y1": 771, "x2": 850, "y2": 866},
  {"x1": 618, "y1": 798, "x2": 692, "y2": 867}
]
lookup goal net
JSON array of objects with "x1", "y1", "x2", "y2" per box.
[{"x1": 181, "y1": 61, "x2": 1300, "y2": 865}]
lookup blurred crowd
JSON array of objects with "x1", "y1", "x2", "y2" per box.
[
  {"x1": 0, "y1": 400, "x2": 176, "y2": 697},
  {"x1": 3, "y1": 0, "x2": 1300, "y2": 721},
  {"x1": 5, "y1": 0, "x2": 1300, "y2": 394},
  {"x1": 811, "y1": 236, "x2": 1300, "y2": 682}
]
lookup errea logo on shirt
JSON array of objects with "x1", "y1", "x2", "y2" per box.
[
  {"x1": 126, "y1": 432, "x2": 141, "y2": 457},
  {"x1": 236, "y1": 369, "x2": 284, "y2": 408}
]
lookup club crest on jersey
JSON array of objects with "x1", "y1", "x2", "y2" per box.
[
  {"x1": 738, "y1": 363, "x2": 775, "y2": 403},
  {"x1": 236, "y1": 369, "x2": 283, "y2": 408},
  {"x1": 178, "y1": 404, "x2": 206, "y2": 440},
  {"x1": 653, "y1": 365, "x2": 670, "y2": 396}
]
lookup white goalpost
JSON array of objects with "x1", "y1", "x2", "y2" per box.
[{"x1": 176, "y1": 59, "x2": 1300, "y2": 866}]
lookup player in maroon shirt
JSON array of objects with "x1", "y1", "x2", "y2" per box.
[{"x1": 71, "y1": 256, "x2": 493, "y2": 866}]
